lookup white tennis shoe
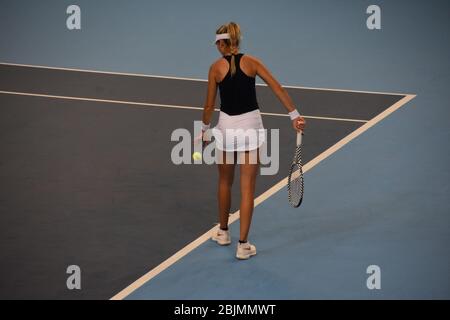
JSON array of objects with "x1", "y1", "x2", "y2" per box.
[
  {"x1": 236, "y1": 241, "x2": 257, "y2": 260},
  {"x1": 211, "y1": 228, "x2": 231, "y2": 245}
]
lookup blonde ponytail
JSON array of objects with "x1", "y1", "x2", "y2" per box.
[{"x1": 216, "y1": 21, "x2": 242, "y2": 76}]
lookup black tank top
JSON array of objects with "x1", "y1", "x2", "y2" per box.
[{"x1": 218, "y1": 53, "x2": 259, "y2": 116}]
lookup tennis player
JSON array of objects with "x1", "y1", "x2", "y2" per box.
[{"x1": 201, "y1": 22, "x2": 306, "y2": 259}]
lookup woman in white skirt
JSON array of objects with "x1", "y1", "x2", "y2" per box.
[{"x1": 201, "y1": 22, "x2": 306, "y2": 259}]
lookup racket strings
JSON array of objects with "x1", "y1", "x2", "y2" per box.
[{"x1": 288, "y1": 145, "x2": 304, "y2": 207}]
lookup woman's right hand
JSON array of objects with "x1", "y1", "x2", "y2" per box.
[{"x1": 292, "y1": 116, "x2": 306, "y2": 132}]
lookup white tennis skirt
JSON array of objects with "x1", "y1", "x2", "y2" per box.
[{"x1": 212, "y1": 109, "x2": 265, "y2": 152}]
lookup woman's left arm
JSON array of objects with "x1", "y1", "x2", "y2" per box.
[{"x1": 202, "y1": 64, "x2": 218, "y2": 128}]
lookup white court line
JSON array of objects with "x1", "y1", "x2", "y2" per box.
[
  {"x1": 0, "y1": 62, "x2": 412, "y2": 96},
  {"x1": 110, "y1": 93, "x2": 416, "y2": 300},
  {"x1": 0, "y1": 90, "x2": 368, "y2": 123},
  {"x1": 259, "y1": 111, "x2": 367, "y2": 123}
]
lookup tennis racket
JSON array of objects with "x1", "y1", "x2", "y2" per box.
[{"x1": 287, "y1": 131, "x2": 304, "y2": 207}]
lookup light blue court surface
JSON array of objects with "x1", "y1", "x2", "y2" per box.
[{"x1": 1, "y1": 0, "x2": 449, "y2": 299}]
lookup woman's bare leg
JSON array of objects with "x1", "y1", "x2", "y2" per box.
[
  {"x1": 239, "y1": 150, "x2": 259, "y2": 242},
  {"x1": 217, "y1": 151, "x2": 236, "y2": 229}
]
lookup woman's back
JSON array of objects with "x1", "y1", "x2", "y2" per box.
[{"x1": 217, "y1": 53, "x2": 259, "y2": 116}]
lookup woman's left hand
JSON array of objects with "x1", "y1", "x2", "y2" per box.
[{"x1": 202, "y1": 130, "x2": 211, "y2": 146}]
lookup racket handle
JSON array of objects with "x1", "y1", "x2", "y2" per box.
[{"x1": 296, "y1": 131, "x2": 303, "y2": 146}]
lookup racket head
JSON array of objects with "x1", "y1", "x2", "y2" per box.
[{"x1": 288, "y1": 161, "x2": 304, "y2": 208}]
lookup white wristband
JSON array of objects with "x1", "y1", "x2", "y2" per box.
[
  {"x1": 289, "y1": 109, "x2": 300, "y2": 120},
  {"x1": 202, "y1": 122, "x2": 210, "y2": 131}
]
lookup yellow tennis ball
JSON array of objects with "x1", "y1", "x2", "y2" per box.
[{"x1": 192, "y1": 151, "x2": 202, "y2": 161}]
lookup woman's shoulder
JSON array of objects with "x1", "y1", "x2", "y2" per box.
[
  {"x1": 210, "y1": 58, "x2": 229, "y2": 73},
  {"x1": 242, "y1": 54, "x2": 262, "y2": 66},
  {"x1": 209, "y1": 58, "x2": 230, "y2": 83},
  {"x1": 211, "y1": 57, "x2": 228, "y2": 69}
]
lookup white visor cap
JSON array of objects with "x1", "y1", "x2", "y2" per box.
[{"x1": 214, "y1": 33, "x2": 230, "y2": 44}]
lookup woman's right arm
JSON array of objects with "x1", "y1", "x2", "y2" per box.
[{"x1": 253, "y1": 57, "x2": 306, "y2": 131}]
